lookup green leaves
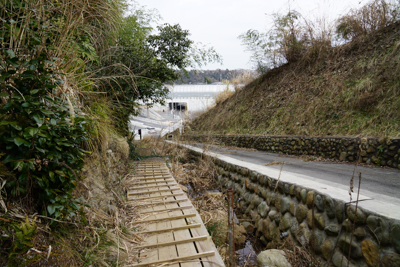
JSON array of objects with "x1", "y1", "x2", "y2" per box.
[
  {"x1": 24, "y1": 127, "x2": 38, "y2": 138},
  {"x1": 0, "y1": 50, "x2": 88, "y2": 221},
  {"x1": 147, "y1": 23, "x2": 193, "y2": 69},
  {"x1": 39, "y1": 109, "x2": 53, "y2": 115},
  {"x1": 32, "y1": 113, "x2": 44, "y2": 126},
  {"x1": 14, "y1": 137, "x2": 29, "y2": 147},
  {"x1": 13, "y1": 160, "x2": 24, "y2": 171},
  {"x1": 0, "y1": 121, "x2": 22, "y2": 130},
  {"x1": 47, "y1": 204, "x2": 59, "y2": 215},
  {"x1": 6, "y1": 49, "x2": 15, "y2": 58},
  {"x1": 93, "y1": 14, "x2": 221, "y2": 135}
]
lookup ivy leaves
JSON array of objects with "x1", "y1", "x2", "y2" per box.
[{"x1": 0, "y1": 44, "x2": 87, "y2": 220}]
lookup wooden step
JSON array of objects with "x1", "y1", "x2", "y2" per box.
[
  {"x1": 130, "y1": 179, "x2": 175, "y2": 186},
  {"x1": 130, "y1": 183, "x2": 178, "y2": 190},
  {"x1": 136, "y1": 223, "x2": 201, "y2": 234},
  {"x1": 134, "y1": 198, "x2": 189, "y2": 207},
  {"x1": 128, "y1": 192, "x2": 185, "y2": 201},
  {"x1": 139, "y1": 205, "x2": 193, "y2": 214},
  {"x1": 135, "y1": 235, "x2": 208, "y2": 249},
  {"x1": 130, "y1": 251, "x2": 215, "y2": 267},
  {"x1": 128, "y1": 187, "x2": 180, "y2": 195},
  {"x1": 132, "y1": 176, "x2": 173, "y2": 180},
  {"x1": 133, "y1": 213, "x2": 196, "y2": 224}
]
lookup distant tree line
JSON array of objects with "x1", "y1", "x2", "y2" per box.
[{"x1": 175, "y1": 69, "x2": 252, "y2": 84}]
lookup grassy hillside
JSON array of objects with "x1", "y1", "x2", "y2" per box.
[{"x1": 191, "y1": 21, "x2": 400, "y2": 138}]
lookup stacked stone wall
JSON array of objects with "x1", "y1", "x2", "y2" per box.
[
  {"x1": 183, "y1": 134, "x2": 400, "y2": 169},
  {"x1": 188, "y1": 150, "x2": 400, "y2": 267}
]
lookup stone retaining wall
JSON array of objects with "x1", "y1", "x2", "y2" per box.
[
  {"x1": 183, "y1": 134, "x2": 400, "y2": 169},
  {"x1": 188, "y1": 150, "x2": 400, "y2": 267}
]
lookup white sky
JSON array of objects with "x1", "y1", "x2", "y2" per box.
[{"x1": 136, "y1": 0, "x2": 369, "y2": 70}]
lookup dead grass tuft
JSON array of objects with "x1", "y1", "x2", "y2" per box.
[
  {"x1": 336, "y1": 0, "x2": 399, "y2": 41},
  {"x1": 214, "y1": 86, "x2": 235, "y2": 106},
  {"x1": 282, "y1": 238, "x2": 324, "y2": 267}
]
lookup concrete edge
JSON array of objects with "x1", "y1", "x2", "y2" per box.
[{"x1": 168, "y1": 141, "x2": 400, "y2": 221}]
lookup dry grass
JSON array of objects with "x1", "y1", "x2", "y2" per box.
[
  {"x1": 0, "y1": 0, "x2": 122, "y2": 96},
  {"x1": 282, "y1": 238, "x2": 325, "y2": 267},
  {"x1": 192, "y1": 19, "x2": 400, "y2": 138},
  {"x1": 192, "y1": 0, "x2": 400, "y2": 138},
  {"x1": 230, "y1": 70, "x2": 257, "y2": 92},
  {"x1": 336, "y1": 0, "x2": 400, "y2": 41},
  {"x1": 214, "y1": 86, "x2": 235, "y2": 106}
]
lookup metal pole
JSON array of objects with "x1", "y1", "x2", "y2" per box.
[{"x1": 227, "y1": 188, "x2": 235, "y2": 267}]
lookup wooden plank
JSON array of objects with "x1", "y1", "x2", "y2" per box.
[
  {"x1": 128, "y1": 192, "x2": 185, "y2": 201},
  {"x1": 136, "y1": 164, "x2": 167, "y2": 166},
  {"x1": 130, "y1": 183, "x2": 178, "y2": 190},
  {"x1": 134, "y1": 171, "x2": 170, "y2": 176},
  {"x1": 134, "y1": 191, "x2": 163, "y2": 265},
  {"x1": 139, "y1": 205, "x2": 192, "y2": 214},
  {"x1": 140, "y1": 205, "x2": 193, "y2": 214},
  {"x1": 135, "y1": 166, "x2": 167, "y2": 168},
  {"x1": 128, "y1": 161, "x2": 224, "y2": 267},
  {"x1": 184, "y1": 204, "x2": 225, "y2": 267},
  {"x1": 129, "y1": 252, "x2": 216, "y2": 267},
  {"x1": 128, "y1": 188, "x2": 180, "y2": 195},
  {"x1": 134, "y1": 198, "x2": 189, "y2": 207},
  {"x1": 131, "y1": 176, "x2": 173, "y2": 180},
  {"x1": 136, "y1": 235, "x2": 208, "y2": 249},
  {"x1": 133, "y1": 173, "x2": 171, "y2": 176},
  {"x1": 166, "y1": 195, "x2": 203, "y2": 267},
  {"x1": 155, "y1": 220, "x2": 178, "y2": 267},
  {"x1": 133, "y1": 213, "x2": 196, "y2": 224},
  {"x1": 135, "y1": 170, "x2": 168, "y2": 172},
  {"x1": 135, "y1": 168, "x2": 166, "y2": 170},
  {"x1": 135, "y1": 170, "x2": 169, "y2": 172},
  {"x1": 156, "y1": 196, "x2": 190, "y2": 267},
  {"x1": 136, "y1": 223, "x2": 201, "y2": 234},
  {"x1": 131, "y1": 181, "x2": 176, "y2": 186},
  {"x1": 136, "y1": 163, "x2": 166, "y2": 165},
  {"x1": 130, "y1": 179, "x2": 175, "y2": 186}
]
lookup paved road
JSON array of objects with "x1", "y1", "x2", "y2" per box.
[
  {"x1": 130, "y1": 112, "x2": 183, "y2": 138},
  {"x1": 178, "y1": 142, "x2": 400, "y2": 220}
]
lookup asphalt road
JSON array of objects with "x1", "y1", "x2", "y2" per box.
[{"x1": 190, "y1": 144, "x2": 400, "y2": 202}]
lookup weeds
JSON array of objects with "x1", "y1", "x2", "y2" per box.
[
  {"x1": 193, "y1": 0, "x2": 400, "y2": 138},
  {"x1": 214, "y1": 86, "x2": 235, "y2": 105},
  {"x1": 336, "y1": 0, "x2": 400, "y2": 41}
]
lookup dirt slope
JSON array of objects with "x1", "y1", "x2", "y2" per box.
[{"x1": 191, "y1": 22, "x2": 400, "y2": 138}]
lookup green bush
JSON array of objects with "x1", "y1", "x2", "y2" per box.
[{"x1": 0, "y1": 41, "x2": 87, "y2": 220}]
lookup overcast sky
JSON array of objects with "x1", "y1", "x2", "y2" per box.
[{"x1": 135, "y1": 0, "x2": 369, "y2": 70}]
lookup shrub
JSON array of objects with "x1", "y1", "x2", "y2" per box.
[
  {"x1": 0, "y1": 51, "x2": 87, "y2": 219},
  {"x1": 0, "y1": 8, "x2": 88, "y2": 218},
  {"x1": 336, "y1": 0, "x2": 400, "y2": 41}
]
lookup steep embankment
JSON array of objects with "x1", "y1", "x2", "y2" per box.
[{"x1": 192, "y1": 22, "x2": 400, "y2": 138}]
